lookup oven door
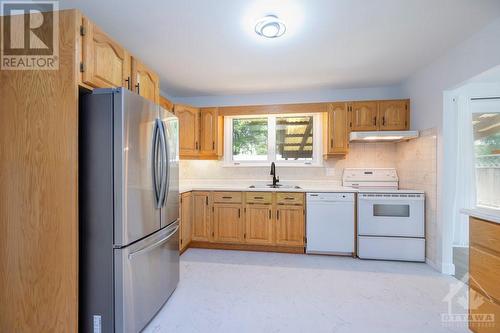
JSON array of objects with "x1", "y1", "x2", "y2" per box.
[{"x1": 358, "y1": 193, "x2": 424, "y2": 237}]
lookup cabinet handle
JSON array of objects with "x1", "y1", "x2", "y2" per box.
[
  {"x1": 135, "y1": 83, "x2": 140, "y2": 94},
  {"x1": 222, "y1": 196, "x2": 232, "y2": 199},
  {"x1": 205, "y1": 196, "x2": 208, "y2": 205},
  {"x1": 254, "y1": 196, "x2": 264, "y2": 199},
  {"x1": 195, "y1": 141, "x2": 199, "y2": 150},
  {"x1": 284, "y1": 197, "x2": 294, "y2": 200},
  {"x1": 382, "y1": 116, "x2": 385, "y2": 126},
  {"x1": 277, "y1": 210, "x2": 280, "y2": 220},
  {"x1": 125, "y1": 77, "x2": 131, "y2": 90},
  {"x1": 238, "y1": 208, "x2": 241, "y2": 218},
  {"x1": 212, "y1": 141, "x2": 215, "y2": 150},
  {"x1": 269, "y1": 209, "x2": 271, "y2": 219},
  {"x1": 330, "y1": 138, "x2": 333, "y2": 148},
  {"x1": 373, "y1": 116, "x2": 377, "y2": 125}
]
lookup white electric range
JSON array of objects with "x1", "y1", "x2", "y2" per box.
[{"x1": 343, "y1": 168, "x2": 425, "y2": 262}]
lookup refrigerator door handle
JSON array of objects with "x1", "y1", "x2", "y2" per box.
[
  {"x1": 128, "y1": 221, "x2": 179, "y2": 259},
  {"x1": 151, "y1": 120, "x2": 160, "y2": 207},
  {"x1": 161, "y1": 120, "x2": 170, "y2": 207},
  {"x1": 156, "y1": 119, "x2": 167, "y2": 208}
]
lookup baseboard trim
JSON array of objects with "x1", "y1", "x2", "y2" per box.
[
  {"x1": 188, "y1": 241, "x2": 305, "y2": 254},
  {"x1": 425, "y1": 258, "x2": 440, "y2": 272},
  {"x1": 441, "y1": 262, "x2": 455, "y2": 275}
]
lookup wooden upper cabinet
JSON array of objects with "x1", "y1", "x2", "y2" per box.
[
  {"x1": 213, "y1": 203, "x2": 243, "y2": 243},
  {"x1": 199, "y1": 107, "x2": 218, "y2": 156},
  {"x1": 159, "y1": 96, "x2": 174, "y2": 113},
  {"x1": 131, "y1": 57, "x2": 159, "y2": 104},
  {"x1": 275, "y1": 205, "x2": 304, "y2": 247},
  {"x1": 191, "y1": 192, "x2": 211, "y2": 241},
  {"x1": 350, "y1": 101, "x2": 379, "y2": 131},
  {"x1": 245, "y1": 204, "x2": 274, "y2": 245},
  {"x1": 81, "y1": 17, "x2": 131, "y2": 89},
  {"x1": 175, "y1": 104, "x2": 199, "y2": 156},
  {"x1": 325, "y1": 103, "x2": 349, "y2": 155},
  {"x1": 379, "y1": 100, "x2": 409, "y2": 130}
]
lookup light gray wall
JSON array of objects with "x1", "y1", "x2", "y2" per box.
[
  {"x1": 171, "y1": 85, "x2": 405, "y2": 107},
  {"x1": 402, "y1": 16, "x2": 500, "y2": 131},
  {"x1": 401, "y1": 16, "x2": 500, "y2": 273}
]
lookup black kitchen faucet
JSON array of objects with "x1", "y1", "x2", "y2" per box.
[{"x1": 270, "y1": 162, "x2": 279, "y2": 186}]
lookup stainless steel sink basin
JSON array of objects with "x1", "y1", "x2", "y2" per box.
[{"x1": 248, "y1": 184, "x2": 301, "y2": 189}]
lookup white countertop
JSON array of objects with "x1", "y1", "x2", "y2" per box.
[
  {"x1": 461, "y1": 208, "x2": 500, "y2": 224},
  {"x1": 179, "y1": 179, "x2": 425, "y2": 194}
]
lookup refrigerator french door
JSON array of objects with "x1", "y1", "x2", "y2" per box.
[{"x1": 80, "y1": 88, "x2": 179, "y2": 333}]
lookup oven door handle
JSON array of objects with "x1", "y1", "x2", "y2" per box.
[{"x1": 358, "y1": 195, "x2": 424, "y2": 202}]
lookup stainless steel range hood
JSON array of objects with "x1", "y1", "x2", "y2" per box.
[{"x1": 349, "y1": 130, "x2": 419, "y2": 143}]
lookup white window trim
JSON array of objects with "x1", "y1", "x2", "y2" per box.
[{"x1": 223, "y1": 113, "x2": 323, "y2": 167}]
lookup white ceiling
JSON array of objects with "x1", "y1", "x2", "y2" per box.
[{"x1": 60, "y1": 0, "x2": 500, "y2": 97}]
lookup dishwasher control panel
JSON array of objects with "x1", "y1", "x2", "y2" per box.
[{"x1": 307, "y1": 192, "x2": 355, "y2": 202}]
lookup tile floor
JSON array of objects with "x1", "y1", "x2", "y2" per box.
[{"x1": 144, "y1": 249, "x2": 470, "y2": 333}]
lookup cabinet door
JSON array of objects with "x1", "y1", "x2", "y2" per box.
[
  {"x1": 131, "y1": 57, "x2": 159, "y2": 104},
  {"x1": 199, "y1": 107, "x2": 218, "y2": 156},
  {"x1": 81, "y1": 17, "x2": 131, "y2": 89},
  {"x1": 192, "y1": 192, "x2": 211, "y2": 241},
  {"x1": 379, "y1": 100, "x2": 409, "y2": 130},
  {"x1": 326, "y1": 103, "x2": 349, "y2": 154},
  {"x1": 276, "y1": 205, "x2": 305, "y2": 247},
  {"x1": 159, "y1": 96, "x2": 174, "y2": 113},
  {"x1": 245, "y1": 204, "x2": 273, "y2": 245},
  {"x1": 213, "y1": 203, "x2": 243, "y2": 243},
  {"x1": 351, "y1": 101, "x2": 379, "y2": 131},
  {"x1": 179, "y1": 192, "x2": 193, "y2": 251},
  {"x1": 175, "y1": 105, "x2": 199, "y2": 157}
]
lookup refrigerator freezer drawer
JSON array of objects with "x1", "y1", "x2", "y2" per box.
[
  {"x1": 114, "y1": 220, "x2": 180, "y2": 333},
  {"x1": 357, "y1": 236, "x2": 425, "y2": 262}
]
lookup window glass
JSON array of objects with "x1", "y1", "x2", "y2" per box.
[
  {"x1": 232, "y1": 118, "x2": 268, "y2": 161},
  {"x1": 276, "y1": 116, "x2": 314, "y2": 161},
  {"x1": 473, "y1": 110, "x2": 500, "y2": 209}
]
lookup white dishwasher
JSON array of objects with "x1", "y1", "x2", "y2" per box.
[{"x1": 306, "y1": 193, "x2": 355, "y2": 255}]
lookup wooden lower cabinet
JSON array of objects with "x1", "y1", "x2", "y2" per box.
[
  {"x1": 191, "y1": 192, "x2": 211, "y2": 241},
  {"x1": 213, "y1": 203, "x2": 244, "y2": 243},
  {"x1": 179, "y1": 192, "x2": 193, "y2": 252},
  {"x1": 275, "y1": 205, "x2": 305, "y2": 246},
  {"x1": 245, "y1": 204, "x2": 274, "y2": 245},
  {"x1": 469, "y1": 217, "x2": 500, "y2": 333},
  {"x1": 186, "y1": 191, "x2": 305, "y2": 252}
]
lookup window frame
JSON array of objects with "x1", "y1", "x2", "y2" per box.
[
  {"x1": 223, "y1": 113, "x2": 323, "y2": 167},
  {"x1": 470, "y1": 97, "x2": 500, "y2": 214}
]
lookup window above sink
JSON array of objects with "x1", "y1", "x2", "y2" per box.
[{"x1": 223, "y1": 113, "x2": 323, "y2": 167}]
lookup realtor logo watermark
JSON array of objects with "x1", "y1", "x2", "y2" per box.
[
  {"x1": 442, "y1": 273, "x2": 496, "y2": 329},
  {"x1": 1, "y1": 0, "x2": 59, "y2": 70}
]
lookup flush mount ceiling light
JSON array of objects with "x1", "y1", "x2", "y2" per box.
[{"x1": 255, "y1": 15, "x2": 286, "y2": 38}]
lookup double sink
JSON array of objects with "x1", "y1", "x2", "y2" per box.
[{"x1": 248, "y1": 184, "x2": 302, "y2": 189}]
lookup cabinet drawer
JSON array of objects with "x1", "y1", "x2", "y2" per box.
[
  {"x1": 470, "y1": 217, "x2": 500, "y2": 254},
  {"x1": 246, "y1": 192, "x2": 273, "y2": 204},
  {"x1": 470, "y1": 246, "x2": 500, "y2": 302},
  {"x1": 469, "y1": 288, "x2": 500, "y2": 333},
  {"x1": 213, "y1": 192, "x2": 242, "y2": 203},
  {"x1": 276, "y1": 192, "x2": 304, "y2": 205}
]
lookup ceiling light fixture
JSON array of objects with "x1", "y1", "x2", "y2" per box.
[{"x1": 255, "y1": 15, "x2": 286, "y2": 38}]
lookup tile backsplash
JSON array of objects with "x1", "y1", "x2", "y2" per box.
[
  {"x1": 396, "y1": 128, "x2": 438, "y2": 268},
  {"x1": 180, "y1": 142, "x2": 398, "y2": 182}
]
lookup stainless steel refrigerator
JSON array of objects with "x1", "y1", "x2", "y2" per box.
[{"x1": 79, "y1": 88, "x2": 179, "y2": 333}]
